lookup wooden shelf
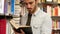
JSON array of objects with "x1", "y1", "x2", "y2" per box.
[
  {"x1": 40, "y1": 2, "x2": 60, "y2": 5},
  {"x1": 52, "y1": 28, "x2": 60, "y2": 32},
  {"x1": 0, "y1": 15, "x2": 13, "y2": 19},
  {"x1": 51, "y1": 16, "x2": 60, "y2": 20}
]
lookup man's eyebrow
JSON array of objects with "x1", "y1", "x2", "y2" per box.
[{"x1": 29, "y1": 2, "x2": 33, "y2": 4}]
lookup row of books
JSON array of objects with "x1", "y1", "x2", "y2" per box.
[
  {"x1": 52, "y1": 32, "x2": 60, "y2": 34},
  {"x1": 52, "y1": 20, "x2": 60, "y2": 29},
  {"x1": 43, "y1": 5, "x2": 60, "y2": 16},
  {"x1": 39, "y1": 0, "x2": 60, "y2": 3},
  {"x1": 0, "y1": 0, "x2": 26, "y2": 17}
]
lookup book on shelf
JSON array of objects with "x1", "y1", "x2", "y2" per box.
[
  {"x1": 52, "y1": 20, "x2": 60, "y2": 29},
  {"x1": 4, "y1": 0, "x2": 8, "y2": 15},
  {"x1": 7, "y1": 1, "x2": 11, "y2": 15},
  {"x1": 11, "y1": 0, "x2": 15, "y2": 15},
  {"x1": 0, "y1": 0, "x2": 4, "y2": 14},
  {"x1": 10, "y1": 19, "x2": 32, "y2": 33},
  {"x1": 15, "y1": 0, "x2": 20, "y2": 4},
  {"x1": 14, "y1": 5, "x2": 21, "y2": 17},
  {"x1": 46, "y1": 5, "x2": 60, "y2": 16},
  {"x1": 0, "y1": 19, "x2": 6, "y2": 34},
  {"x1": 38, "y1": 0, "x2": 41, "y2": 3},
  {"x1": 41, "y1": 0, "x2": 45, "y2": 3},
  {"x1": 58, "y1": 0, "x2": 60, "y2": 3},
  {"x1": 58, "y1": 6, "x2": 60, "y2": 16},
  {"x1": 47, "y1": 5, "x2": 52, "y2": 16},
  {"x1": 53, "y1": 20, "x2": 57, "y2": 29},
  {"x1": 53, "y1": 0, "x2": 58, "y2": 3},
  {"x1": 46, "y1": 0, "x2": 52, "y2": 2},
  {"x1": 53, "y1": 6, "x2": 58, "y2": 16}
]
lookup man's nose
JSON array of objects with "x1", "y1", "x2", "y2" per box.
[{"x1": 27, "y1": 4, "x2": 31, "y2": 8}]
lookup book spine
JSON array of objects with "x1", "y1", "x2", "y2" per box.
[
  {"x1": 11, "y1": 0, "x2": 15, "y2": 15},
  {"x1": 58, "y1": 6, "x2": 60, "y2": 16},
  {"x1": 47, "y1": 5, "x2": 52, "y2": 16},
  {"x1": 58, "y1": 0, "x2": 60, "y2": 3},
  {"x1": 0, "y1": 19, "x2": 6, "y2": 34},
  {"x1": 54, "y1": 6, "x2": 58, "y2": 16},
  {"x1": 46, "y1": 0, "x2": 52, "y2": 2},
  {"x1": 4, "y1": 0, "x2": 8, "y2": 15}
]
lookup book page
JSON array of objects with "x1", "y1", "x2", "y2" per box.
[{"x1": 10, "y1": 19, "x2": 30, "y2": 29}]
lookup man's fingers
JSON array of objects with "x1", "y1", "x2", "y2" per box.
[
  {"x1": 14, "y1": 31, "x2": 20, "y2": 34},
  {"x1": 20, "y1": 29, "x2": 25, "y2": 34}
]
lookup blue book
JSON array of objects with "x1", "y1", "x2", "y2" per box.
[{"x1": 11, "y1": 0, "x2": 15, "y2": 15}]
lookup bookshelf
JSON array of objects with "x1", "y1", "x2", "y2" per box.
[
  {"x1": 39, "y1": 0, "x2": 60, "y2": 34},
  {"x1": 0, "y1": 0, "x2": 60, "y2": 34},
  {"x1": 52, "y1": 16, "x2": 60, "y2": 20}
]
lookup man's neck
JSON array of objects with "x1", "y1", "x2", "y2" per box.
[{"x1": 30, "y1": 6, "x2": 38, "y2": 14}]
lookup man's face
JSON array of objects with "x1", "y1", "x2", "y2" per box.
[{"x1": 24, "y1": 0, "x2": 37, "y2": 13}]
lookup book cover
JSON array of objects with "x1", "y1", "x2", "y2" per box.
[
  {"x1": 54, "y1": 6, "x2": 58, "y2": 16},
  {"x1": 58, "y1": 0, "x2": 60, "y2": 3},
  {"x1": 47, "y1": 5, "x2": 52, "y2": 16},
  {"x1": 58, "y1": 6, "x2": 60, "y2": 16},
  {"x1": 7, "y1": 1, "x2": 11, "y2": 15},
  {"x1": 53, "y1": 6, "x2": 58, "y2": 16},
  {"x1": 41, "y1": 0, "x2": 45, "y2": 3},
  {"x1": 0, "y1": 19, "x2": 6, "y2": 34},
  {"x1": 38, "y1": 0, "x2": 41, "y2": 3},
  {"x1": 15, "y1": 0, "x2": 20, "y2": 4},
  {"x1": 10, "y1": 19, "x2": 32, "y2": 34},
  {"x1": 14, "y1": 5, "x2": 21, "y2": 17},
  {"x1": 11, "y1": 0, "x2": 15, "y2": 15},
  {"x1": 53, "y1": 0, "x2": 57, "y2": 3},
  {"x1": 53, "y1": 20, "x2": 57, "y2": 29},
  {"x1": 46, "y1": 0, "x2": 52, "y2": 2},
  {"x1": 58, "y1": 20, "x2": 60, "y2": 28},
  {"x1": 4, "y1": 0, "x2": 8, "y2": 15}
]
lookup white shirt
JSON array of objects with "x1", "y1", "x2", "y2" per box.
[{"x1": 21, "y1": 7, "x2": 52, "y2": 34}]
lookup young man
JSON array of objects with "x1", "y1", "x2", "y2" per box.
[{"x1": 15, "y1": 0, "x2": 52, "y2": 34}]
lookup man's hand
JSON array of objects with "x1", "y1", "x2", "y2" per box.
[{"x1": 14, "y1": 29, "x2": 25, "y2": 34}]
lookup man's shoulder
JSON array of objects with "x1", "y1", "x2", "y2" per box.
[{"x1": 39, "y1": 10, "x2": 51, "y2": 17}]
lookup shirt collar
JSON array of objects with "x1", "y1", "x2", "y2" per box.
[{"x1": 32, "y1": 7, "x2": 40, "y2": 16}]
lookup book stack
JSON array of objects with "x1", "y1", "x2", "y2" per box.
[{"x1": 14, "y1": 5, "x2": 21, "y2": 17}]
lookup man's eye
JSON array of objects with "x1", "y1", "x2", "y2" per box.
[{"x1": 29, "y1": 2, "x2": 33, "y2": 4}]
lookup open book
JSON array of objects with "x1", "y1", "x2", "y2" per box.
[{"x1": 10, "y1": 19, "x2": 32, "y2": 34}]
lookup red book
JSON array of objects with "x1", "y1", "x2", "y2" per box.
[
  {"x1": 0, "y1": 19, "x2": 6, "y2": 34},
  {"x1": 54, "y1": 6, "x2": 58, "y2": 16}
]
